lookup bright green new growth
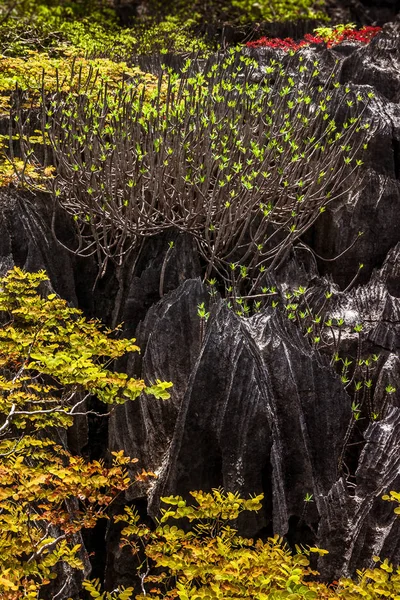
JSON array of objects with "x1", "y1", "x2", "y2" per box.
[
  {"x1": 13, "y1": 49, "x2": 371, "y2": 295},
  {"x1": 219, "y1": 0, "x2": 326, "y2": 23},
  {"x1": 114, "y1": 488, "x2": 326, "y2": 600},
  {"x1": 225, "y1": 280, "x2": 396, "y2": 476},
  {"x1": 0, "y1": 0, "x2": 140, "y2": 59},
  {"x1": 0, "y1": 0, "x2": 328, "y2": 62},
  {"x1": 79, "y1": 488, "x2": 400, "y2": 600},
  {"x1": 144, "y1": 0, "x2": 327, "y2": 27}
]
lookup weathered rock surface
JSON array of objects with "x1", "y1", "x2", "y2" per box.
[
  {"x1": 317, "y1": 407, "x2": 400, "y2": 578},
  {"x1": 108, "y1": 244, "x2": 400, "y2": 579},
  {"x1": 308, "y1": 23, "x2": 400, "y2": 288},
  {"x1": 250, "y1": 23, "x2": 400, "y2": 290},
  {"x1": 327, "y1": 243, "x2": 400, "y2": 413},
  {"x1": 109, "y1": 278, "x2": 206, "y2": 481},
  {"x1": 149, "y1": 299, "x2": 349, "y2": 528}
]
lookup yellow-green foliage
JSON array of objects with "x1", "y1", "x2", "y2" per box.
[
  {"x1": 0, "y1": 0, "x2": 213, "y2": 60},
  {"x1": 81, "y1": 488, "x2": 400, "y2": 600},
  {"x1": 0, "y1": 266, "x2": 171, "y2": 598},
  {"x1": 230, "y1": 0, "x2": 326, "y2": 22},
  {"x1": 0, "y1": 51, "x2": 156, "y2": 112},
  {"x1": 0, "y1": 0, "x2": 169, "y2": 119},
  {"x1": 0, "y1": 50, "x2": 157, "y2": 186},
  {"x1": 0, "y1": 267, "x2": 171, "y2": 409},
  {"x1": 127, "y1": 15, "x2": 213, "y2": 56},
  {"x1": 0, "y1": 130, "x2": 55, "y2": 187},
  {"x1": 0, "y1": 271, "x2": 398, "y2": 597},
  {"x1": 147, "y1": 0, "x2": 327, "y2": 25},
  {"x1": 0, "y1": 0, "x2": 327, "y2": 65},
  {"x1": 336, "y1": 558, "x2": 400, "y2": 600},
  {"x1": 114, "y1": 488, "x2": 327, "y2": 599},
  {"x1": 382, "y1": 490, "x2": 400, "y2": 515},
  {"x1": 0, "y1": 156, "x2": 55, "y2": 188},
  {"x1": 83, "y1": 579, "x2": 135, "y2": 600},
  {"x1": 0, "y1": 0, "x2": 128, "y2": 57},
  {"x1": 0, "y1": 444, "x2": 138, "y2": 599},
  {"x1": 13, "y1": 48, "x2": 370, "y2": 280}
]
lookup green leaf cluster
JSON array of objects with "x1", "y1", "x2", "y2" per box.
[
  {"x1": 0, "y1": 267, "x2": 171, "y2": 416},
  {"x1": 15, "y1": 49, "x2": 370, "y2": 290},
  {"x1": 114, "y1": 488, "x2": 325, "y2": 600},
  {"x1": 0, "y1": 52, "x2": 157, "y2": 113},
  {"x1": 144, "y1": 0, "x2": 327, "y2": 27},
  {"x1": 0, "y1": 0, "x2": 328, "y2": 69},
  {"x1": 0, "y1": 0, "x2": 213, "y2": 62},
  {"x1": 0, "y1": 443, "x2": 138, "y2": 598}
]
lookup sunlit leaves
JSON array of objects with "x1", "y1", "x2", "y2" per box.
[
  {"x1": 115, "y1": 488, "x2": 326, "y2": 600},
  {"x1": 0, "y1": 435, "x2": 145, "y2": 598},
  {"x1": 0, "y1": 267, "x2": 171, "y2": 423},
  {"x1": 107, "y1": 487, "x2": 400, "y2": 600},
  {"x1": 0, "y1": 266, "x2": 170, "y2": 598},
  {"x1": 14, "y1": 46, "x2": 371, "y2": 294}
]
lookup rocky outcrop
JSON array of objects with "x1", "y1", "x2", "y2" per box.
[
  {"x1": 148, "y1": 298, "x2": 350, "y2": 532},
  {"x1": 104, "y1": 26, "x2": 400, "y2": 584},
  {"x1": 249, "y1": 23, "x2": 400, "y2": 290},
  {"x1": 107, "y1": 243, "x2": 400, "y2": 579},
  {"x1": 317, "y1": 408, "x2": 400, "y2": 578},
  {"x1": 308, "y1": 24, "x2": 400, "y2": 288},
  {"x1": 109, "y1": 278, "x2": 206, "y2": 481}
]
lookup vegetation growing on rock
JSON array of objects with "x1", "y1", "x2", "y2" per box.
[
  {"x1": 82, "y1": 488, "x2": 400, "y2": 599},
  {"x1": 9, "y1": 49, "x2": 372, "y2": 286},
  {"x1": 139, "y1": 0, "x2": 327, "y2": 27},
  {"x1": 247, "y1": 24, "x2": 382, "y2": 49},
  {"x1": 0, "y1": 0, "x2": 398, "y2": 597},
  {"x1": 0, "y1": 0, "x2": 328, "y2": 60}
]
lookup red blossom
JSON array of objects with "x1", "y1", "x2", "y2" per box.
[
  {"x1": 246, "y1": 25, "x2": 381, "y2": 52},
  {"x1": 303, "y1": 33, "x2": 324, "y2": 44}
]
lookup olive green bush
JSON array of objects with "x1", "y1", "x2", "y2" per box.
[
  {"x1": 0, "y1": 267, "x2": 171, "y2": 598},
  {"x1": 139, "y1": 0, "x2": 327, "y2": 26},
  {"x1": 0, "y1": 0, "x2": 328, "y2": 61},
  {"x1": 0, "y1": 0, "x2": 119, "y2": 57},
  {"x1": 111, "y1": 488, "x2": 325, "y2": 600}
]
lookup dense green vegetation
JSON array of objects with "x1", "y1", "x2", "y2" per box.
[
  {"x1": 0, "y1": 266, "x2": 396, "y2": 600},
  {"x1": 0, "y1": 0, "x2": 327, "y2": 60},
  {"x1": 0, "y1": 0, "x2": 136, "y2": 58},
  {"x1": 0, "y1": 0, "x2": 322, "y2": 181},
  {"x1": 7, "y1": 48, "x2": 372, "y2": 280}
]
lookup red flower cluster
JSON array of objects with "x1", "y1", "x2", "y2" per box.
[
  {"x1": 246, "y1": 26, "x2": 382, "y2": 51},
  {"x1": 246, "y1": 36, "x2": 309, "y2": 51},
  {"x1": 331, "y1": 26, "x2": 381, "y2": 46}
]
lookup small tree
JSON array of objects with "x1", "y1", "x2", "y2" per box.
[
  {"x1": 0, "y1": 266, "x2": 172, "y2": 598},
  {"x1": 112, "y1": 488, "x2": 327, "y2": 600}
]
